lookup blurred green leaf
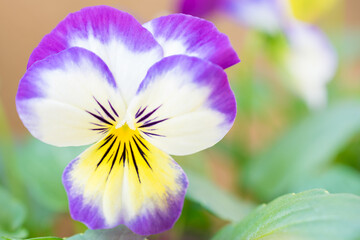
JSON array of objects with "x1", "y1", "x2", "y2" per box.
[
  {"x1": 0, "y1": 102, "x2": 24, "y2": 199},
  {"x1": 1, "y1": 237, "x2": 61, "y2": 240},
  {"x1": 185, "y1": 169, "x2": 255, "y2": 222},
  {"x1": 22, "y1": 195, "x2": 59, "y2": 238},
  {"x1": 244, "y1": 101, "x2": 360, "y2": 201},
  {"x1": 0, "y1": 187, "x2": 27, "y2": 238},
  {"x1": 293, "y1": 164, "x2": 360, "y2": 195},
  {"x1": 67, "y1": 225, "x2": 145, "y2": 240},
  {"x1": 16, "y1": 138, "x2": 84, "y2": 212},
  {"x1": 212, "y1": 189, "x2": 360, "y2": 240},
  {"x1": 27, "y1": 238, "x2": 62, "y2": 240}
]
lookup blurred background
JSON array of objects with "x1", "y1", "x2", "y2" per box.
[{"x1": 0, "y1": 0, "x2": 359, "y2": 239}]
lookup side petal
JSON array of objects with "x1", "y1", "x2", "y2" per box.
[
  {"x1": 127, "y1": 55, "x2": 236, "y2": 156},
  {"x1": 28, "y1": 6, "x2": 163, "y2": 103},
  {"x1": 143, "y1": 14, "x2": 239, "y2": 69},
  {"x1": 62, "y1": 132, "x2": 188, "y2": 235},
  {"x1": 16, "y1": 47, "x2": 126, "y2": 147}
]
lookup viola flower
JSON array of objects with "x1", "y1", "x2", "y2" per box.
[
  {"x1": 178, "y1": 0, "x2": 338, "y2": 109},
  {"x1": 16, "y1": 6, "x2": 238, "y2": 235}
]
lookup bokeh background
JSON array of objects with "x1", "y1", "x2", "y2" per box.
[{"x1": 0, "y1": 0, "x2": 360, "y2": 239}]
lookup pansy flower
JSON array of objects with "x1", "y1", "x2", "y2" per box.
[
  {"x1": 179, "y1": 0, "x2": 338, "y2": 109},
  {"x1": 16, "y1": 6, "x2": 238, "y2": 235}
]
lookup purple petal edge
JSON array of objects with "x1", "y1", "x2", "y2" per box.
[
  {"x1": 178, "y1": 0, "x2": 223, "y2": 18},
  {"x1": 129, "y1": 160, "x2": 188, "y2": 235},
  {"x1": 62, "y1": 156, "x2": 189, "y2": 235},
  {"x1": 63, "y1": 158, "x2": 107, "y2": 229},
  {"x1": 146, "y1": 13, "x2": 240, "y2": 69},
  {"x1": 17, "y1": 47, "x2": 116, "y2": 102},
  {"x1": 27, "y1": 5, "x2": 161, "y2": 68},
  {"x1": 138, "y1": 55, "x2": 237, "y2": 125}
]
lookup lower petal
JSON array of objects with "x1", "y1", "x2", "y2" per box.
[{"x1": 62, "y1": 130, "x2": 188, "y2": 235}]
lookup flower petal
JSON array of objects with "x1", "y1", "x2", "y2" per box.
[
  {"x1": 178, "y1": 0, "x2": 222, "y2": 17},
  {"x1": 16, "y1": 47, "x2": 126, "y2": 147},
  {"x1": 62, "y1": 131, "x2": 188, "y2": 235},
  {"x1": 127, "y1": 55, "x2": 236, "y2": 155},
  {"x1": 284, "y1": 23, "x2": 337, "y2": 109},
  {"x1": 224, "y1": 0, "x2": 285, "y2": 34},
  {"x1": 143, "y1": 14, "x2": 239, "y2": 69},
  {"x1": 28, "y1": 6, "x2": 163, "y2": 103}
]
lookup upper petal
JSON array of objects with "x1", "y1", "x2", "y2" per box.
[
  {"x1": 127, "y1": 55, "x2": 236, "y2": 156},
  {"x1": 143, "y1": 14, "x2": 240, "y2": 69},
  {"x1": 63, "y1": 128, "x2": 188, "y2": 235},
  {"x1": 16, "y1": 47, "x2": 126, "y2": 147},
  {"x1": 28, "y1": 5, "x2": 163, "y2": 103}
]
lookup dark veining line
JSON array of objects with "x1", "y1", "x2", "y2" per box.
[
  {"x1": 108, "y1": 100, "x2": 119, "y2": 118},
  {"x1": 143, "y1": 131, "x2": 165, "y2": 137},
  {"x1": 95, "y1": 109, "x2": 104, "y2": 118},
  {"x1": 137, "y1": 105, "x2": 161, "y2": 123},
  {"x1": 86, "y1": 110, "x2": 112, "y2": 126},
  {"x1": 94, "y1": 97, "x2": 116, "y2": 122},
  {"x1": 139, "y1": 118, "x2": 168, "y2": 128},
  {"x1": 134, "y1": 135, "x2": 149, "y2": 151},
  {"x1": 90, "y1": 122, "x2": 106, "y2": 127},
  {"x1": 120, "y1": 143, "x2": 127, "y2": 167},
  {"x1": 90, "y1": 127, "x2": 109, "y2": 131},
  {"x1": 97, "y1": 136, "x2": 117, "y2": 168},
  {"x1": 129, "y1": 142, "x2": 141, "y2": 183},
  {"x1": 108, "y1": 141, "x2": 121, "y2": 179},
  {"x1": 142, "y1": 117, "x2": 159, "y2": 125},
  {"x1": 135, "y1": 106, "x2": 147, "y2": 119},
  {"x1": 98, "y1": 134, "x2": 114, "y2": 150},
  {"x1": 106, "y1": 151, "x2": 115, "y2": 163},
  {"x1": 132, "y1": 137, "x2": 152, "y2": 170}
]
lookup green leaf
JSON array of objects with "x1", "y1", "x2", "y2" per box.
[
  {"x1": 67, "y1": 225, "x2": 145, "y2": 240},
  {"x1": 293, "y1": 164, "x2": 360, "y2": 195},
  {"x1": 185, "y1": 169, "x2": 255, "y2": 222},
  {"x1": 0, "y1": 102, "x2": 25, "y2": 199},
  {"x1": 0, "y1": 187, "x2": 27, "y2": 238},
  {"x1": 212, "y1": 189, "x2": 360, "y2": 240},
  {"x1": 0, "y1": 237, "x2": 61, "y2": 240},
  {"x1": 16, "y1": 138, "x2": 84, "y2": 212},
  {"x1": 27, "y1": 238, "x2": 62, "y2": 240},
  {"x1": 244, "y1": 101, "x2": 360, "y2": 201}
]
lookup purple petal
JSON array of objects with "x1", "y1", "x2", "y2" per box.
[
  {"x1": 126, "y1": 55, "x2": 237, "y2": 156},
  {"x1": 63, "y1": 133, "x2": 188, "y2": 235},
  {"x1": 178, "y1": 0, "x2": 223, "y2": 17},
  {"x1": 27, "y1": 5, "x2": 163, "y2": 103},
  {"x1": 144, "y1": 14, "x2": 240, "y2": 69},
  {"x1": 16, "y1": 47, "x2": 126, "y2": 147}
]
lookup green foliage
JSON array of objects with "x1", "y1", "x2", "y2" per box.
[
  {"x1": 0, "y1": 238, "x2": 62, "y2": 240},
  {"x1": 15, "y1": 139, "x2": 83, "y2": 212},
  {"x1": 185, "y1": 169, "x2": 254, "y2": 222},
  {"x1": 293, "y1": 164, "x2": 360, "y2": 195},
  {"x1": 67, "y1": 225, "x2": 145, "y2": 240},
  {"x1": 0, "y1": 187, "x2": 27, "y2": 238},
  {"x1": 244, "y1": 101, "x2": 360, "y2": 201},
  {"x1": 1, "y1": 226, "x2": 144, "y2": 240},
  {"x1": 212, "y1": 189, "x2": 360, "y2": 240}
]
